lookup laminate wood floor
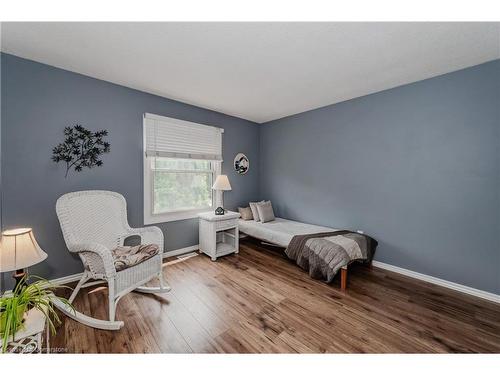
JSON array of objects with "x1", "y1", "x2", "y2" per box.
[{"x1": 52, "y1": 239, "x2": 500, "y2": 353}]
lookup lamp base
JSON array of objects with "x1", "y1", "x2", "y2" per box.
[
  {"x1": 214, "y1": 207, "x2": 225, "y2": 215},
  {"x1": 13, "y1": 269, "x2": 27, "y2": 294}
]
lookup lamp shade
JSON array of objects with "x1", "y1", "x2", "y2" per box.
[
  {"x1": 212, "y1": 174, "x2": 232, "y2": 191},
  {"x1": 0, "y1": 228, "x2": 48, "y2": 272}
]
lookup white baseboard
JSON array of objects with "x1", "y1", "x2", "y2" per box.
[
  {"x1": 162, "y1": 244, "x2": 199, "y2": 258},
  {"x1": 372, "y1": 261, "x2": 500, "y2": 304},
  {"x1": 50, "y1": 272, "x2": 84, "y2": 285},
  {"x1": 49, "y1": 245, "x2": 200, "y2": 286}
]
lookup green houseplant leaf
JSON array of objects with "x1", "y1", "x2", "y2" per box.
[{"x1": 0, "y1": 275, "x2": 74, "y2": 352}]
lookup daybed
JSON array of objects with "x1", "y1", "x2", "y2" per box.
[
  {"x1": 239, "y1": 217, "x2": 376, "y2": 291},
  {"x1": 239, "y1": 218, "x2": 334, "y2": 248}
]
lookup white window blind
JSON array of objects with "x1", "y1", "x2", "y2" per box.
[{"x1": 144, "y1": 113, "x2": 223, "y2": 160}]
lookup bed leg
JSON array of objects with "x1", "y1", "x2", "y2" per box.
[{"x1": 341, "y1": 267, "x2": 348, "y2": 291}]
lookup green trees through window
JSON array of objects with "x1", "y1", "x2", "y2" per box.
[{"x1": 152, "y1": 158, "x2": 214, "y2": 213}]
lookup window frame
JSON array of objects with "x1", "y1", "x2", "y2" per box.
[{"x1": 143, "y1": 116, "x2": 222, "y2": 224}]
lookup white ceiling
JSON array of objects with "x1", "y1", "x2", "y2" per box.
[{"x1": 1, "y1": 22, "x2": 499, "y2": 123}]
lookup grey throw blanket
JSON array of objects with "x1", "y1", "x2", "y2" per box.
[{"x1": 285, "y1": 231, "x2": 377, "y2": 283}]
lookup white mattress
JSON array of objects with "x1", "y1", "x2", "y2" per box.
[{"x1": 238, "y1": 217, "x2": 336, "y2": 248}]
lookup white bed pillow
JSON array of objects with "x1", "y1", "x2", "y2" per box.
[
  {"x1": 249, "y1": 201, "x2": 265, "y2": 221},
  {"x1": 256, "y1": 201, "x2": 276, "y2": 223}
]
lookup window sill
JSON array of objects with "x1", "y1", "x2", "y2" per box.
[{"x1": 144, "y1": 208, "x2": 214, "y2": 224}]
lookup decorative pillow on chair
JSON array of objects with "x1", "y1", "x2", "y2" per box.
[
  {"x1": 112, "y1": 243, "x2": 160, "y2": 271},
  {"x1": 256, "y1": 201, "x2": 276, "y2": 223},
  {"x1": 238, "y1": 207, "x2": 254, "y2": 220},
  {"x1": 249, "y1": 200, "x2": 265, "y2": 221}
]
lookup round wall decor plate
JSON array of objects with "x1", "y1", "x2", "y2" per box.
[{"x1": 234, "y1": 153, "x2": 249, "y2": 174}]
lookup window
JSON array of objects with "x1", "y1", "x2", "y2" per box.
[
  {"x1": 143, "y1": 114, "x2": 223, "y2": 224},
  {"x1": 152, "y1": 158, "x2": 216, "y2": 214}
]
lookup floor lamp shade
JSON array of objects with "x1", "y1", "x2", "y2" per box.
[{"x1": 0, "y1": 228, "x2": 48, "y2": 272}]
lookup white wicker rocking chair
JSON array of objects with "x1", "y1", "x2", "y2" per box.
[{"x1": 54, "y1": 190, "x2": 171, "y2": 330}]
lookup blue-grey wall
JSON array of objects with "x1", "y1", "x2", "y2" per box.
[
  {"x1": 0, "y1": 53, "x2": 260, "y2": 288},
  {"x1": 2, "y1": 53, "x2": 499, "y2": 295},
  {"x1": 260, "y1": 60, "x2": 500, "y2": 294}
]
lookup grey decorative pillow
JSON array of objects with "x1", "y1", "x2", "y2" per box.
[
  {"x1": 238, "y1": 207, "x2": 253, "y2": 221},
  {"x1": 249, "y1": 201, "x2": 265, "y2": 221},
  {"x1": 256, "y1": 201, "x2": 275, "y2": 223}
]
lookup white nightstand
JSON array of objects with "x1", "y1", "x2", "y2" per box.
[{"x1": 198, "y1": 211, "x2": 240, "y2": 261}]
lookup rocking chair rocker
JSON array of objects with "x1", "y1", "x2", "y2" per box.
[{"x1": 54, "y1": 190, "x2": 171, "y2": 330}]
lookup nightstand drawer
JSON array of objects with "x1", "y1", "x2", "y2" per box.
[{"x1": 215, "y1": 218, "x2": 237, "y2": 231}]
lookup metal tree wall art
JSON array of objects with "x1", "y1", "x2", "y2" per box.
[{"x1": 52, "y1": 125, "x2": 110, "y2": 177}]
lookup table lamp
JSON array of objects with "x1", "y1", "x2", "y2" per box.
[
  {"x1": 0, "y1": 228, "x2": 48, "y2": 292},
  {"x1": 212, "y1": 174, "x2": 232, "y2": 215}
]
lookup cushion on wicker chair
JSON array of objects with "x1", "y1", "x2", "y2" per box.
[{"x1": 111, "y1": 244, "x2": 160, "y2": 271}]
